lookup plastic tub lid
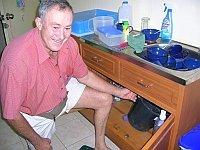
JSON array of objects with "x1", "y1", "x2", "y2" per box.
[
  {"x1": 179, "y1": 124, "x2": 200, "y2": 149},
  {"x1": 97, "y1": 26, "x2": 122, "y2": 37}
]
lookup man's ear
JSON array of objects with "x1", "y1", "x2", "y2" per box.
[{"x1": 35, "y1": 17, "x2": 43, "y2": 30}]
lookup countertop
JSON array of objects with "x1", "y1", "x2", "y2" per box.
[{"x1": 79, "y1": 34, "x2": 200, "y2": 85}]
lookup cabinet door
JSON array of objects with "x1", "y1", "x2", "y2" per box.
[{"x1": 81, "y1": 43, "x2": 120, "y2": 81}]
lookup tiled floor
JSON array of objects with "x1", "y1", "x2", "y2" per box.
[{"x1": 0, "y1": 111, "x2": 120, "y2": 150}]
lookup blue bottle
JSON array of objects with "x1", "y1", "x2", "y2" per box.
[{"x1": 161, "y1": 3, "x2": 173, "y2": 43}]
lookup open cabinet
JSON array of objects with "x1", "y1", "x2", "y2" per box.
[
  {"x1": 74, "y1": 37, "x2": 200, "y2": 150},
  {"x1": 80, "y1": 100, "x2": 174, "y2": 150}
]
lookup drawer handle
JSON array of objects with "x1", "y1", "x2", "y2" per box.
[
  {"x1": 137, "y1": 80, "x2": 153, "y2": 88},
  {"x1": 91, "y1": 56, "x2": 103, "y2": 63}
]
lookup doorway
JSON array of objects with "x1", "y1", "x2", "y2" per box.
[{"x1": 0, "y1": 16, "x2": 6, "y2": 58}]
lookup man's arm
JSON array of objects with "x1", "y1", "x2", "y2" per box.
[
  {"x1": 6, "y1": 113, "x2": 52, "y2": 150},
  {"x1": 77, "y1": 70, "x2": 137, "y2": 101}
]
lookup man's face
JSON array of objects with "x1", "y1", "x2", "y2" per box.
[{"x1": 36, "y1": 6, "x2": 73, "y2": 52}]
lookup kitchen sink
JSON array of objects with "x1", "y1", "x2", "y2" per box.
[
  {"x1": 134, "y1": 44, "x2": 200, "y2": 71},
  {"x1": 81, "y1": 34, "x2": 200, "y2": 71}
]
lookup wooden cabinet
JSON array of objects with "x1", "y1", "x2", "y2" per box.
[
  {"x1": 77, "y1": 39, "x2": 200, "y2": 150},
  {"x1": 79, "y1": 42, "x2": 174, "y2": 149},
  {"x1": 81, "y1": 43, "x2": 120, "y2": 81}
]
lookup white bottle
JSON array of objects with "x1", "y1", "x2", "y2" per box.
[
  {"x1": 118, "y1": 1, "x2": 132, "y2": 26},
  {"x1": 153, "y1": 110, "x2": 166, "y2": 134}
]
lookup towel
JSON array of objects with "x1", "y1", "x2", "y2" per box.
[{"x1": 127, "y1": 33, "x2": 145, "y2": 53}]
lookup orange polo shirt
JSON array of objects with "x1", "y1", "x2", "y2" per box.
[{"x1": 0, "y1": 28, "x2": 88, "y2": 119}]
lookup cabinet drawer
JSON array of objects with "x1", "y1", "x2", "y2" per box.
[
  {"x1": 120, "y1": 60, "x2": 179, "y2": 113},
  {"x1": 81, "y1": 43, "x2": 120, "y2": 81},
  {"x1": 142, "y1": 114, "x2": 174, "y2": 150},
  {"x1": 79, "y1": 100, "x2": 174, "y2": 150}
]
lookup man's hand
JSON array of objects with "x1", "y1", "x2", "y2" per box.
[
  {"x1": 6, "y1": 113, "x2": 53, "y2": 150},
  {"x1": 78, "y1": 71, "x2": 137, "y2": 102},
  {"x1": 117, "y1": 88, "x2": 137, "y2": 102},
  {"x1": 33, "y1": 137, "x2": 52, "y2": 150}
]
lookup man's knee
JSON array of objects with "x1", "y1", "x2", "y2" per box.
[{"x1": 100, "y1": 93, "x2": 113, "y2": 108}]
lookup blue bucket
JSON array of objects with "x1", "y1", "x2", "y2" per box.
[{"x1": 179, "y1": 124, "x2": 200, "y2": 149}]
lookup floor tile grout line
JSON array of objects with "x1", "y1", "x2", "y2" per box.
[
  {"x1": 56, "y1": 113, "x2": 94, "y2": 134},
  {"x1": 78, "y1": 119, "x2": 95, "y2": 133},
  {"x1": 1, "y1": 111, "x2": 118, "y2": 150},
  {"x1": 1, "y1": 141, "x2": 25, "y2": 149},
  {"x1": 54, "y1": 125, "x2": 94, "y2": 148},
  {"x1": 74, "y1": 112, "x2": 95, "y2": 133},
  {"x1": 55, "y1": 116, "x2": 94, "y2": 149},
  {"x1": 73, "y1": 112, "x2": 120, "y2": 149},
  {"x1": 64, "y1": 134, "x2": 95, "y2": 149},
  {"x1": 55, "y1": 114, "x2": 79, "y2": 127},
  {"x1": 52, "y1": 133, "x2": 68, "y2": 150},
  {"x1": 56, "y1": 117, "x2": 81, "y2": 128}
]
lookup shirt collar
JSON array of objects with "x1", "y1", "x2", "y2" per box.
[{"x1": 34, "y1": 28, "x2": 50, "y2": 64}]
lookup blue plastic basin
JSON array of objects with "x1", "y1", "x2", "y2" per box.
[{"x1": 179, "y1": 124, "x2": 200, "y2": 149}]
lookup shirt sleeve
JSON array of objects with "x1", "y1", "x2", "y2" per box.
[{"x1": 0, "y1": 62, "x2": 28, "y2": 119}]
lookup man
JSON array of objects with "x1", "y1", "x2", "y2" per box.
[{"x1": 0, "y1": 0, "x2": 137, "y2": 149}]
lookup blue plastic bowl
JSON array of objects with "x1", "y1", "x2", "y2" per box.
[
  {"x1": 142, "y1": 29, "x2": 160, "y2": 42},
  {"x1": 168, "y1": 45, "x2": 188, "y2": 59},
  {"x1": 164, "y1": 56, "x2": 176, "y2": 69},
  {"x1": 147, "y1": 46, "x2": 168, "y2": 64},
  {"x1": 183, "y1": 58, "x2": 200, "y2": 70},
  {"x1": 163, "y1": 57, "x2": 186, "y2": 70},
  {"x1": 175, "y1": 59, "x2": 184, "y2": 70}
]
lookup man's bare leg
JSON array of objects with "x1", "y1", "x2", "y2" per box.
[
  {"x1": 94, "y1": 94, "x2": 113, "y2": 150},
  {"x1": 74, "y1": 87, "x2": 113, "y2": 150}
]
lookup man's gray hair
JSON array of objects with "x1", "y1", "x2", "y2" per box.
[{"x1": 38, "y1": 0, "x2": 73, "y2": 20}]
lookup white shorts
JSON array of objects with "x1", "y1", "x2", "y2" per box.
[
  {"x1": 21, "y1": 77, "x2": 86, "y2": 149},
  {"x1": 57, "y1": 77, "x2": 86, "y2": 116}
]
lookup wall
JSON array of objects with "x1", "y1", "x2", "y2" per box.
[
  {"x1": 0, "y1": 0, "x2": 38, "y2": 42},
  {"x1": 68, "y1": 0, "x2": 200, "y2": 48},
  {"x1": 68, "y1": 0, "x2": 94, "y2": 12},
  {"x1": 131, "y1": 0, "x2": 200, "y2": 48}
]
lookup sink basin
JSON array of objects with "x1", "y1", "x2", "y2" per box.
[{"x1": 134, "y1": 44, "x2": 200, "y2": 71}]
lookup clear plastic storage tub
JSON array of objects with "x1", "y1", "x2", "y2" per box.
[
  {"x1": 97, "y1": 26, "x2": 123, "y2": 46},
  {"x1": 93, "y1": 16, "x2": 114, "y2": 35},
  {"x1": 72, "y1": 9, "x2": 118, "y2": 37}
]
